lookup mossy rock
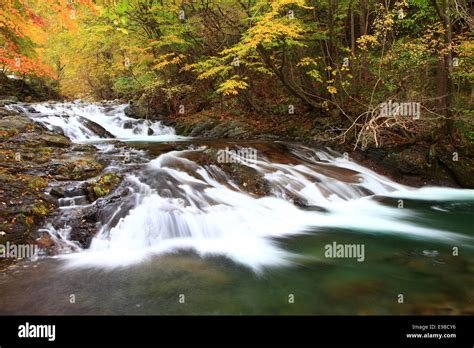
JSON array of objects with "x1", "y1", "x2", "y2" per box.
[
  {"x1": 30, "y1": 204, "x2": 51, "y2": 217},
  {"x1": 53, "y1": 157, "x2": 104, "y2": 180},
  {"x1": 83, "y1": 173, "x2": 122, "y2": 201}
]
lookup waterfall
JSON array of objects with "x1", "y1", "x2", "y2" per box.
[{"x1": 14, "y1": 101, "x2": 184, "y2": 142}]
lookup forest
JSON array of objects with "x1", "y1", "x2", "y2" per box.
[{"x1": 1, "y1": 0, "x2": 473, "y2": 150}]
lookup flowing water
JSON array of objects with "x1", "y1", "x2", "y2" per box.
[{"x1": 1, "y1": 102, "x2": 473, "y2": 315}]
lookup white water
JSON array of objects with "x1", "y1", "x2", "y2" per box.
[
  {"x1": 21, "y1": 102, "x2": 474, "y2": 272},
  {"x1": 20, "y1": 101, "x2": 185, "y2": 142}
]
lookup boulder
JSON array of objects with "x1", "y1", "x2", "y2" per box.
[
  {"x1": 0, "y1": 115, "x2": 32, "y2": 132},
  {"x1": 124, "y1": 103, "x2": 147, "y2": 119},
  {"x1": 189, "y1": 121, "x2": 215, "y2": 137},
  {"x1": 82, "y1": 173, "x2": 122, "y2": 202},
  {"x1": 40, "y1": 134, "x2": 71, "y2": 147},
  {"x1": 396, "y1": 149, "x2": 427, "y2": 175},
  {"x1": 78, "y1": 116, "x2": 115, "y2": 138},
  {"x1": 0, "y1": 96, "x2": 18, "y2": 107},
  {"x1": 51, "y1": 157, "x2": 104, "y2": 180}
]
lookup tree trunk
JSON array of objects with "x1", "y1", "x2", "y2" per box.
[
  {"x1": 430, "y1": 0, "x2": 454, "y2": 136},
  {"x1": 257, "y1": 45, "x2": 320, "y2": 111},
  {"x1": 435, "y1": 56, "x2": 447, "y2": 114},
  {"x1": 350, "y1": 2, "x2": 355, "y2": 55},
  {"x1": 359, "y1": 0, "x2": 369, "y2": 80}
]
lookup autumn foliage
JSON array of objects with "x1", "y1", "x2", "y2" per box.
[{"x1": 0, "y1": 0, "x2": 94, "y2": 80}]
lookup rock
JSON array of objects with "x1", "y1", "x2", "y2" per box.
[
  {"x1": 49, "y1": 187, "x2": 65, "y2": 198},
  {"x1": 71, "y1": 144, "x2": 97, "y2": 152},
  {"x1": 78, "y1": 116, "x2": 115, "y2": 138},
  {"x1": 51, "y1": 158, "x2": 104, "y2": 180},
  {"x1": 66, "y1": 206, "x2": 100, "y2": 248},
  {"x1": 0, "y1": 96, "x2": 18, "y2": 107},
  {"x1": 27, "y1": 106, "x2": 39, "y2": 113},
  {"x1": 124, "y1": 102, "x2": 147, "y2": 119},
  {"x1": 82, "y1": 173, "x2": 122, "y2": 202},
  {"x1": 0, "y1": 107, "x2": 19, "y2": 117},
  {"x1": 0, "y1": 115, "x2": 33, "y2": 132},
  {"x1": 147, "y1": 127, "x2": 154, "y2": 135},
  {"x1": 437, "y1": 145, "x2": 474, "y2": 188},
  {"x1": 189, "y1": 121, "x2": 215, "y2": 137},
  {"x1": 160, "y1": 120, "x2": 176, "y2": 128},
  {"x1": 65, "y1": 187, "x2": 86, "y2": 197},
  {"x1": 48, "y1": 125, "x2": 66, "y2": 136},
  {"x1": 396, "y1": 149, "x2": 426, "y2": 175},
  {"x1": 123, "y1": 121, "x2": 134, "y2": 129},
  {"x1": 40, "y1": 134, "x2": 71, "y2": 147},
  {"x1": 194, "y1": 120, "x2": 253, "y2": 139},
  {"x1": 36, "y1": 233, "x2": 54, "y2": 249},
  {"x1": 103, "y1": 106, "x2": 115, "y2": 114}
]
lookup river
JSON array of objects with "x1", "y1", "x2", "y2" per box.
[{"x1": 1, "y1": 101, "x2": 473, "y2": 315}]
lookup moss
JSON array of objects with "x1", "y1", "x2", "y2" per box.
[
  {"x1": 85, "y1": 173, "x2": 122, "y2": 201},
  {"x1": 55, "y1": 157, "x2": 104, "y2": 180},
  {"x1": 24, "y1": 176, "x2": 48, "y2": 190},
  {"x1": 0, "y1": 169, "x2": 15, "y2": 182},
  {"x1": 93, "y1": 186, "x2": 107, "y2": 197},
  {"x1": 30, "y1": 204, "x2": 49, "y2": 217}
]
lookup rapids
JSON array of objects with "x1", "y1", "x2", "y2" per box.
[{"x1": 1, "y1": 101, "x2": 473, "y2": 315}]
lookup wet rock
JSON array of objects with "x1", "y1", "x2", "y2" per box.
[
  {"x1": 82, "y1": 173, "x2": 122, "y2": 202},
  {"x1": 67, "y1": 206, "x2": 100, "y2": 248},
  {"x1": 123, "y1": 121, "x2": 134, "y2": 129},
  {"x1": 78, "y1": 116, "x2": 115, "y2": 138},
  {"x1": 65, "y1": 187, "x2": 86, "y2": 197},
  {"x1": 49, "y1": 187, "x2": 65, "y2": 198},
  {"x1": 49, "y1": 125, "x2": 66, "y2": 136},
  {"x1": 0, "y1": 96, "x2": 18, "y2": 107},
  {"x1": 36, "y1": 233, "x2": 54, "y2": 249},
  {"x1": 293, "y1": 199, "x2": 328, "y2": 213},
  {"x1": 0, "y1": 107, "x2": 19, "y2": 117},
  {"x1": 160, "y1": 120, "x2": 176, "y2": 128},
  {"x1": 124, "y1": 102, "x2": 147, "y2": 119},
  {"x1": 218, "y1": 162, "x2": 270, "y2": 196},
  {"x1": 103, "y1": 106, "x2": 115, "y2": 114},
  {"x1": 147, "y1": 127, "x2": 154, "y2": 136},
  {"x1": 27, "y1": 106, "x2": 39, "y2": 113}
]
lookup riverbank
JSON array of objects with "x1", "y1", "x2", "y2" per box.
[{"x1": 0, "y1": 102, "x2": 122, "y2": 268}]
